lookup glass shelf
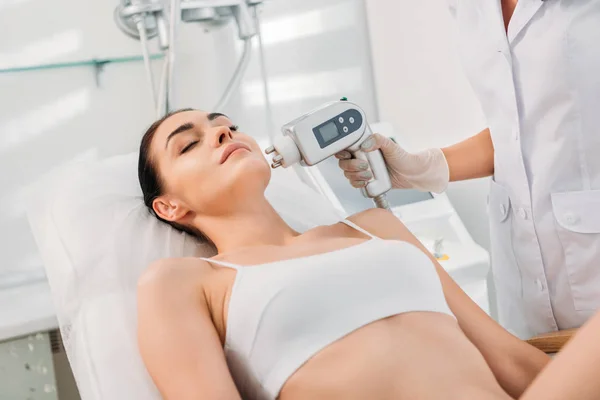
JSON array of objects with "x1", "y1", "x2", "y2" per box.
[{"x1": 0, "y1": 54, "x2": 164, "y2": 74}]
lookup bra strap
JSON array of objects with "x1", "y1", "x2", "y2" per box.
[
  {"x1": 340, "y1": 219, "x2": 378, "y2": 239},
  {"x1": 199, "y1": 257, "x2": 241, "y2": 270}
]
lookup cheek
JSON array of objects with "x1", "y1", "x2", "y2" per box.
[
  {"x1": 168, "y1": 155, "x2": 215, "y2": 200},
  {"x1": 240, "y1": 134, "x2": 264, "y2": 153},
  {"x1": 178, "y1": 155, "x2": 210, "y2": 182}
]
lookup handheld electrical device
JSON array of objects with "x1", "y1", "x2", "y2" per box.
[{"x1": 265, "y1": 99, "x2": 392, "y2": 209}]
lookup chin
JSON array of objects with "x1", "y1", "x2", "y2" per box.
[
  {"x1": 199, "y1": 157, "x2": 271, "y2": 215},
  {"x1": 229, "y1": 155, "x2": 271, "y2": 194}
]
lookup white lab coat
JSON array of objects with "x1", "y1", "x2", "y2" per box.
[{"x1": 450, "y1": 0, "x2": 600, "y2": 339}]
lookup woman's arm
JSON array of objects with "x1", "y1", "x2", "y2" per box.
[
  {"x1": 137, "y1": 258, "x2": 241, "y2": 400},
  {"x1": 352, "y1": 208, "x2": 550, "y2": 398},
  {"x1": 520, "y1": 311, "x2": 600, "y2": 399},
  {"x1": 442, "y1": 127, "x2": 495, "y2": 181}
]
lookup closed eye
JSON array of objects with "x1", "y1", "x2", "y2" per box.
[
  {"x1": 180, "y1": 141, "x2": 198, "y2": 154},
  {"x1": 230, "y1": 125, "x2": 239, "y2": 132}
]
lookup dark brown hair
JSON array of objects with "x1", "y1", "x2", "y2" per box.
[{"x1": 138, "y1": 108, "x2": 208, "y2": 241}]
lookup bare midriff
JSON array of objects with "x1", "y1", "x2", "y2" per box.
[{"x1": 278, "y1": 312, "x2": 513, "y2": 400}]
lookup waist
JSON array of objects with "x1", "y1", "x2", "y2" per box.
[{"x1": 279, "y1": 312, "x2": 510, "y2": 400}]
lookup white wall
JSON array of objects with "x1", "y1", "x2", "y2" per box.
[
  {"x1": 239, "y1": 0, "x2": 378, "y2": 144},
  {"x1": 364, "y1": 0, "x2": 491, "y2": 250},
  {"x1": 0, "y1": 1, "x2": 221, "y2": 282},
  {"x1": 0, "y1": 0, "x2": 378, "y2": 280}
]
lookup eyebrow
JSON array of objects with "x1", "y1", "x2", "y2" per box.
[
  {"x1": 165, "y1": 122, "x2": 195, "y2": 149},
  {"x1": 164, "y1": 113, "x2": 229, "y2": 149},
  {"x1": 208, "y1": 112, "x2": 228, "y2": 121}
]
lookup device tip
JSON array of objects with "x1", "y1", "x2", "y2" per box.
[{"x1": 265, "y1": 146, "x2": 276, "y2": 155}]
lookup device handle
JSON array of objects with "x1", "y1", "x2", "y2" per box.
[{"x1": 352, "y1": 148, "x2": 392, "y2": 198}]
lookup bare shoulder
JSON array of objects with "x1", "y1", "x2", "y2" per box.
[
  {"x1": 347, "y1": 209, "x2": 441, "y2": 271},
  {"x1": 137, "y1": 257, "x2": 215, "y2": 325},
  {"x1": 347, "y1": 208, "x2": 411, "y2": 241},
  {"x1": 138, "y1": 256, "x2": 212, "y2": 290}
]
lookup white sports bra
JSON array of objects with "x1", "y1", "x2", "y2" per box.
[{"x1": 200, "y1": 219, "x2": 454, "y2": 400}]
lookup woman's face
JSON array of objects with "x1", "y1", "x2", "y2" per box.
[{"x1": 149, "y1": 110, "x2": 270, "y2": 222}]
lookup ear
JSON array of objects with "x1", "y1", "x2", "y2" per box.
[{"x1": 152, "y1": 195, "x2": 190, "y2": 223}]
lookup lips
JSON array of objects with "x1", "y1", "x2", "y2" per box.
[{"x1": 220, "y1": 143, "x2": 251, "y2": 164}]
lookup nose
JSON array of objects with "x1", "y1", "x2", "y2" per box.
[{"x1": 213, "y1": 126, "x2": 234, "y2": 147}]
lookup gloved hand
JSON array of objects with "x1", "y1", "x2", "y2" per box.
[{"x1": 335, "y1": 133, "x2": 450, "y2": 193}]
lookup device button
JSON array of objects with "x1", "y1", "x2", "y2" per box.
[
  {"x1": 343, "y1": 126, "x2": 349, "y2": 133},
  {"x1": 349, "y1": 117, "x2": 355, "y2": 124},
  {"x1": 338, "y1": 117, "x2": 344, "y2": 123}
]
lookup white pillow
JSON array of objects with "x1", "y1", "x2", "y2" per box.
[{"x1": 27, "y1": 152, "x2": 343, "y2": 400}]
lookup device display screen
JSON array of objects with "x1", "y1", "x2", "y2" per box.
[{"x1": 317, "y1": 122, "x2": 340, "y2": 143}]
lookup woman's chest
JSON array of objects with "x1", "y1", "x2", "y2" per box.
[
  {"x1": 215, "y1": 239, "x2": 440, "y2": 346},
  {"x1": 221, "y1": 236, "x2": 368, "y2": 267},
  {"x1": 501, "y1": 0, "x2": 518, "y2": 30},
  {"x1": 205, "y1": 237, "x2": 372, "y2": 342}
]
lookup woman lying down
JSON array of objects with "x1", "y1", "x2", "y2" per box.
[{"x1": 136, "y1": 109, "x2": 551, "y2": 400}]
